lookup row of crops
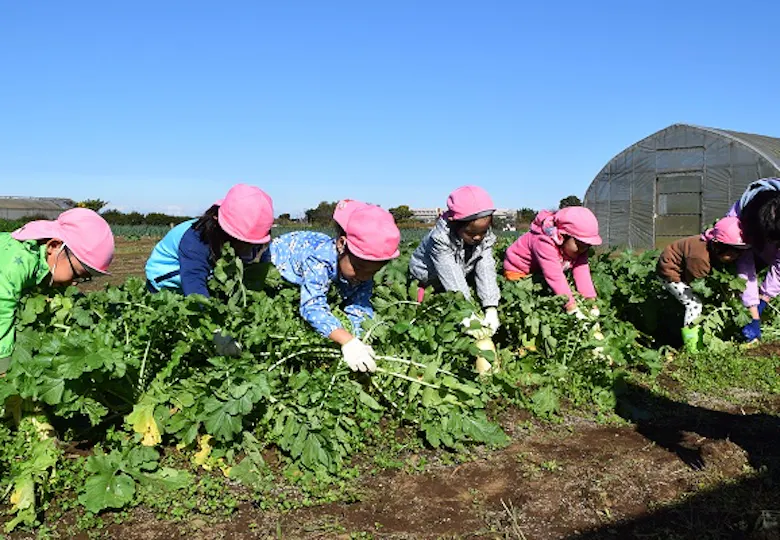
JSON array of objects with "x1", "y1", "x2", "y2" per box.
[
  {"x1": 0, "y1": 240, "x2": 763, "y2": 531},
  {"x1": 110, "y1": 224, "x2": 526, "y2": 241},
  {"x1": 1, "y1": 221, "x2": 527, "y2": 241}
]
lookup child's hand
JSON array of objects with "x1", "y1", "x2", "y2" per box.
[
  {"x1": 483, "y1": 307, "x2": 500, "y2": 335},
  {"x1": 741, "y1": 319, "x2": 761, "y2": 342},
  {"x1": 567, "y1": 306, "x2": 589, "y2": 321},
  {"x1": 213, "y1": 330, "x2": 243, "y2": 357}
]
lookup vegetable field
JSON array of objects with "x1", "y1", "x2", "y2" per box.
[{"x1": 2, "y1": 240, "x2": 780, "y2": 539}]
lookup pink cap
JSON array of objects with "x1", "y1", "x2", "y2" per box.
[
  {"x1": 703, "y1": 216, "x2": 749, "y2": 247},
  {"x1": 333, "y1": 200, "x2": 401, "y2": 261},
  {"x1": 555, "y1": 206, "x2": 602, "y2": 246},
  {"x1": 215, "y1": 184, "x2": 274, "y2": 244},
  {"x1": 11, "y1": 208, "x2": 115, "y2": 274},
  {"x1": 444, "y1": 185, "x2": 495, "y2": 221}
]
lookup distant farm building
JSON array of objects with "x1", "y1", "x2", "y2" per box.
[
  {"x1": 411, "y1": 207, "x2": 517, "y2": 223},
  {"x1": 0, "y1": 197, "x2": 76, "y2": 220},
  {"x1": 411, "y1": 207, "x2": 443, "y2": 223},
  {"x1": 584, "y1": 124, "x2": 780, "y2": 248}
]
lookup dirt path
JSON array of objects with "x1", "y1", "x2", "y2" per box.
[
  {"x1": 15, "y1": 394, "x2": 776, "y2": 540},
  {"x1": 81, "y1": 237, "x2": 157, "y2": 291}
]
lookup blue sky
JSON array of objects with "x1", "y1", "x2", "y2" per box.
[{"x1": 1, "y1": 1, "x2": 778, "y2": 217}]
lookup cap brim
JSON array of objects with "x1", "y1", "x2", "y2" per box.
[
  {"x1": 217, "y1": 214, "x2": 271, "y2": 245},
  {"x1": 349, "y1": 245, "x2": 401, "y2": 261},
  {"x1": 11, "y1": 221, "x2": 61, "y2": 242},
  {"x1": 83, "y1": 263, "x2": 111, "y2": 276},
  {"x1": 575, "y1": 234, "x2": 603, "y2": 246},
  {"x1": 454, "y1": 209, "x2": 496, "y2": 221},
  {"x1": 221, "y1": 223, "x2": 271, "y2": 244}
]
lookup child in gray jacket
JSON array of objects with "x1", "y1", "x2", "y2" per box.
[{"x1": 409, "y1": 185, "x2": 501, "y2": 333}]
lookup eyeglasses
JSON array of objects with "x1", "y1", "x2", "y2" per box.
[{"x1": 65, "y1": 248, "x2": 93, "y2": 284}]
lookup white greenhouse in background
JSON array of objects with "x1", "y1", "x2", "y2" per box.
[{"x1": 584, "y1": 124, "x2": 780, "y2": 248}]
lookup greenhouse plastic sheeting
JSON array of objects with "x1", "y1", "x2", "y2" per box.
[{"x1": 584, "y1": 124, "x2": 780, "y2": 248}]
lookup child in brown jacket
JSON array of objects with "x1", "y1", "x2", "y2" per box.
[{"x1": 657, "y1": 216, "x2": 749, "y2": 351}]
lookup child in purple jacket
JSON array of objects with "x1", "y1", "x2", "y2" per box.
[{"x1": 726, "y1": 178, "x2": 780, "y2": 342}]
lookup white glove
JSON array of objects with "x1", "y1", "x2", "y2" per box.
[
  {"x1": 341, "y1": 338, "x2": 377, "y2": 373},
  {"x1": 568, "y1": 307, "x2": 589, "y2": 321},
  {"x1": 663, "y1": 282, "x2": 703, "y2": 326},
  {"x1": 213, "y1": 330, "x2": 243, "y2": 357},
  {"x1": 589, "y1": 306, "x2": 600, "y2": 318},
  {"x1": 483, "y1": 307, "x2": 500, "y2": 335}
]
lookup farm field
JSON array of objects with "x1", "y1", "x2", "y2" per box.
[{"x1": 2, "y1": 238, "x2": 780, "y2": 540}]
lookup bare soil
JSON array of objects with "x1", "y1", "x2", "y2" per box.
[
  {"x1": 81, "y1": 237, "x2": 157, "y2": 291},
  {"x1": 9, "y1": 396, "x2": 778, "y2": 540}
]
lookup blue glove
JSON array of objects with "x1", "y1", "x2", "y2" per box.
[
  {"x1": 758, "y1": 300, "x2": 768, "y2": 316},
  {"x1": 741, "y1": 319, "x2": 761, "y2": 342}
]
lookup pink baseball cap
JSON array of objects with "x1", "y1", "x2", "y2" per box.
[
  {"x1": 333, "y1": 200, "x2": 401, "y2": 261},
  {"x1": 214, "y1": 184, "x2": 274, "y2": 244},
  {"x1": 444, "y1": 185, "x2": 495, "y2": 221},
  {"x1": 11, "y1": 208, "x2": 115, "y2": 274},
  {"x1": 703, "y1": 216, "x2": 749, "y2": 247},
  {"x1": 555, "y1": 206, "x2": 602, "y2": 246}
]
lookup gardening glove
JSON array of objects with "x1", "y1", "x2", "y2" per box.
[
  {"x1": 664, "y1": 281, "x2": 703, "y2": 326},
  {"x1": 681, "y1": 325, "x2": 702, "y2": 354},
  {"x1": 341, "y1": 338, "x2": 377, "y2": 373},
  {"x1": 589, "y1": 306, "x2": 600, "y2": 318},
  {"x1": 483, "y1": 307, "x2": 500, "y2": 335},
  {"x1": 758, "y1": 299, "x2": 768, "y2": 316},
  {"x1": 741, "y1": 319, "x2": 761, "y2": 343},
  {"x1": 213, "y1": 330, "x2": 243, "y2": 357},
  {"x1": 567, "y1": 306, "x2": 589, "y2": 321}
]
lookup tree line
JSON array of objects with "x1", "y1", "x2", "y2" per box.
[
  {"x1": 296, "y1": 196, "x2": 583, "y2": 228},
  {"x1": 73, "y1": 195, "x2": 583, "y2": 229},
  {"x1": 77, "y1": 199, "x2": 192, "y2": 226}
]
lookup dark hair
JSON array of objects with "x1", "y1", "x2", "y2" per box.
[
  {"x1": 192, "y1": 205, "x2": 230, "y2": 262},
  {"x1": 740, "y1": 191, "x2": 780, "y2": 248},
  {"x1": 708, "y1": 241, "x2": 744, "y2": 259},
  {"x1": 333, "y1": 222, "x2": 350, "y2": 259}
]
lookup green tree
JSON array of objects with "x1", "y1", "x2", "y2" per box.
[
  {"x1": 558, "y1": 195, "x2": 582, "y2": 209},
  {"x1": 388, "y1": 205, "x2": 414, "y2": 223},
  {"x1": 77, "y1": 199, "x2": 109, "y2": 213},
  {"x1": 304, "y1": 201, "x2": 337, "y2": 226},
  {"x1": 516, "y1": 208, "x2": 537, "y2": 225}
]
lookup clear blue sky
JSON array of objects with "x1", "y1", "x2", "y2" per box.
[{"x1": 1, "y1": 1, "x2": 778, "y2": 217}]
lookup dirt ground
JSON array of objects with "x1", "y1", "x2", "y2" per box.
[
  {"x1": 11, "y1": 239, "x2": 780, "y2": 540},
  {"x1": 81, "y1": 237, "x2": 158, "y2": 291},
  {"x1": 9, "y1": 393, "x2": 778, "y2": 540}
]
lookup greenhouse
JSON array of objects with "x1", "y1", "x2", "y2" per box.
[
  {"x1": 584, "y1": 123, "x2": 780, "y2": 248},
  {"x1": 0, "y1": 196, "x2": 75, "y2": 220}
]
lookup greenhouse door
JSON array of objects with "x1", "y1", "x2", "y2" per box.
[{"x1": 654, "y1": 173, "x2": 702, "y2": 249}]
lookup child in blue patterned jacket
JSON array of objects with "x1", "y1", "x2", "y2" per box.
[{"x1": 263, "y1": 200, "x2": 401, "y2": 373}]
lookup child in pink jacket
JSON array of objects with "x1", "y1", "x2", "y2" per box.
[{"x1": 504, "y1": 207, "x2": 602, "y2": 316}]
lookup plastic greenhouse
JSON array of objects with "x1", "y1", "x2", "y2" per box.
[{"x1": 583, "y1": 124, "x2": 780, "y2": 248}]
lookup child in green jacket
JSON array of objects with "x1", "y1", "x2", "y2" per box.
[{"x1": 0, "y1": 209, "x2": 114, "y2": 373}]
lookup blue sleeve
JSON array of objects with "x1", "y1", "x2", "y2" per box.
[
  {"x1": 178, "y1": 229, "x2": 213, "y2": 298},
  {"x1": 343, "y1": 281, "x2": 374, "y2": 337},
  {"x1": 300, "y1": 256, "x2": 344, "y2": 337}
]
